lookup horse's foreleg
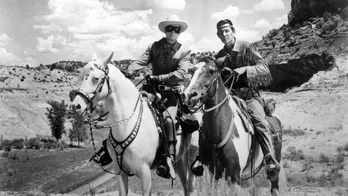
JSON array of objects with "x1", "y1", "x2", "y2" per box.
[
  {"x1": 138, "y1": 164, "x2": 152, "y2": 196},
  {"x1": 271, "y1": 178, "x2": 280, "y2": 196},
  {"x1": 176, "y1": 158, "x2": 191, "y2": 196},
  {"x1": 115, "y1": 173, "x2": 128, "y2": 196}
]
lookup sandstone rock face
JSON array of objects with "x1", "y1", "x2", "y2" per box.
[{"x1": 289, "y1": 0, "x2": 348, "y2": 26}]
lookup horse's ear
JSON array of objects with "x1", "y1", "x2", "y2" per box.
[
  {"x1": 103, "y1": 52, "x2": 114, "y2": 68},
  {"x1": 215, "y1": 56, "x2": 228, "y2": 69}
]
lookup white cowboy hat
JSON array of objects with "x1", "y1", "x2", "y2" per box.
[{"x1": 158, "y1": 14, "x2": 188, "y2": 33}]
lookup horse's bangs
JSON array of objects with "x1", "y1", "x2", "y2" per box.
[{"x1": 78, "y1": 62, "x2": 94, "y2": 82}]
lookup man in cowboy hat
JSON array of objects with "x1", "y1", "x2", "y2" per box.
[
  {"x1": 214, "y1": 19, "x2": 280, "y2": 180},
  {"x1": 92, "y1": 14, "x2": 191, "y2": 179}
]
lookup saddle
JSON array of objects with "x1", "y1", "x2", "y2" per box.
[{"x1": 231, "y1": 95, "x2": 281, "y2": 145}]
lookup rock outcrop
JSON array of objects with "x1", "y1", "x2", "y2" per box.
[{"x1": 288, "y1": 0, "x2": 348, "y2": 26}]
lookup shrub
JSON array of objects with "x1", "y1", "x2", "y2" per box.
[
  {"x1": 59, "y1": 140, "x2": 69, "y2": 150},
  {"x1": 284, "y1": 31, "x2": 291, "y2": 41},
  {"x1": 283, "y1": 128, "x2": 306, "y2": 136},
  {"x1": 43, "y1": 139, "x2": 59, "y2": 149},
  {"x1": 294, "y1": 23, "x2": 301, "y2": 30},
  {"x1": 318, "y1": 168, "x2": 344, "y2": 187},
  {"x1": 11, "y1": 138, "x2": 24, "y2": 149},
  {"x1": 0, "y1": 140, "x2": 13, "y2": 151},
  {"x1": 339, "y1": 6, "x2": 348, "y2": 19},
  {"x1": 318, "y1": 153, "x2": 330, "y2": 163},
  {"x1": 285, "y1": 146, "x2": 305, "y2": 161},
  {"x1": 25, "y1": 138, "x2": 42, "y2": 149},
  {"x1": 268, "y1": 29, "x2": 278, "y2": 38},
  {"x1": 336, "y1": 153, "x2": 345, "y2": 163},
  {"x1": 1, "y1": 151, "x2": 10, "y2": 158},
  {"x1": 323, "y1": 11, "x2": 332, "y2": 22}
]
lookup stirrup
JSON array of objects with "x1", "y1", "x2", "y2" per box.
[
  {"x1": 156, "y1": 156, "x2": 176, "y2": 179},
  {"x1": 89, "y1": 153, "x2": 101, "y2": 163},
  {"x1": 263, "y1": 153, "x2": 280, "y2": 181}
]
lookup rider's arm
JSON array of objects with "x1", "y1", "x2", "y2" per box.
[
  {"x1": 236, "y1": 43, "x2": 272, "y2": 87},
  {"x1": 127, "y1": 43, "x2": 153, "y2": 73},
  {"x1": 156, "y1": 48, "x2": 191, "y2": 85}
]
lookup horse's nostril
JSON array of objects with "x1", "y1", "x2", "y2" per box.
[
  {"x1": 76, "y1": 104, "x2": 81, "y2": 110},
  {"x1": 180, "y1": 93, "x2": 186, "y2": 101},
  {"x1": 189, "y1": 92, "x2": 198, "y2": 99}
]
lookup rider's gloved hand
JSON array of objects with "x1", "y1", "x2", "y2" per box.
[
  {"x1": 231, "y1": 67, "x2": 247, "y2": 82},
  {"x1": 221, "y1": 67, "x2": 233, "y2": 76},
  {"x1": 145, "y1": 75, "x2": 159, "y2": 83}
]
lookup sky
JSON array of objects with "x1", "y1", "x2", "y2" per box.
[{"x1": 0, "y1": 0, "x2": 291, "y2": 66}]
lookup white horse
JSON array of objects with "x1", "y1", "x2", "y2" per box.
[{"x1": 70, "y1": 53, "x2": 199, "y2": 196}]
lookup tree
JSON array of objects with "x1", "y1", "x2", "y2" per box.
[
  {"x1": 68, "y1": 107, "x2": 88, "y2": 147},
  {"x1": 46, "y1": 100, "x2": 68, "y2": 141}
]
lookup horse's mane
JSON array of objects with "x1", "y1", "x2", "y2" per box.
[{"x1": 197, "y1": 56, "x2": 217, "y2": 68}]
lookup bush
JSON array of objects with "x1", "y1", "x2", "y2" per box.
[
  {"x1": 59, "y1": 140, "x2": 69, "y2": 150},
  {"x1": 294, "y1": 23, "x2": 301, "y2": 30},
  {"x1": 284, "y1": 31, "x2": 291, "y2": 41},
  {"x1": 1, "y1": 151, "x2": 10, "y2": 158},
  {"x1": 323, "y1": 11, "x2": 332, "y2": 22},
  {"x1": 0, "y1": 138, "x2": 23, "y2": 151},
  {"x1": 25, "y1": 137, "x2": 42, "y2": 149},
  {"x1": 318, "y1": 153, "x2": 330, "y2": 163},
  {"x1": 322, "y1": 20, "x2": 338, "y2": 33},
  {"x1": 339, "y1": 6, "x2": 348, "y2": 19},
  {"x1": 284, "y1": 146, "x2": 305, "y2": 161},
  {"x1": 0, "y1": 140, "x2": 13, "y2": 151},
  {"x1": 268, "y1": 29, "x2": 278, "y2": 38},
  {"x1": 43, "y1": 139, "x2": 59, "y2": 149}
]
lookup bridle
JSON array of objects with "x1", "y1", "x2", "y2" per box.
[
  {"x1": 70, "y1": 63, "x2": 112, "y2": 114},
  {"x1": 188, "y1": 69, "x2": 233, "y2": 114}
]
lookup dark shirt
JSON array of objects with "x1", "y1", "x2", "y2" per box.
[{"x1": 129, "y1": 38, "x2": 191, "y2": 85}]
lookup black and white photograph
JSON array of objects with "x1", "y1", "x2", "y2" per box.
[{"x1": 0, "y1": 0, "x2": 348, "y2": 195}]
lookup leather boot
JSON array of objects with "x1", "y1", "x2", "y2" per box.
[
  {"x1": 256, "y1": 129, "x2": 280, "y2": 181},
  {"x1": 157, "y1": 117, "x2": 176, "y2": 179}
]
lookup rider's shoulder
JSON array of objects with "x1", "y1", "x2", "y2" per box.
[{"x1": 178, "y1": 44, "x2": 191, "y2": 54}]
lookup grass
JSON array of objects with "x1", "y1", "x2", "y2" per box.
[{"x1": 0, "y1": 129, "x2": 109, "y2": 193}]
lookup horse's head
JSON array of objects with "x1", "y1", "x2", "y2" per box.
[
  {"x1": 70, "y1": 52, "x2": 114, "y2": 115},
  {"x1": 182, "y1": 56, "x2": 220, "y2": 111}
]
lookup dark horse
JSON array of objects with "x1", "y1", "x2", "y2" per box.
[{"x1": 182, "y1": 57, "x2": 284, "y2": 196}]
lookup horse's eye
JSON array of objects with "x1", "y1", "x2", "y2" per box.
[
  {"x1": 93, "y1": 77, "x2": 100, "y2": 82},
  {"x1": 209, "y1": 70, "x2": 215, "y2": 74}
]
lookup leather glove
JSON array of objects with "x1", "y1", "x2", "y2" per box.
[
  {"x1": 221, "y1": 67, "x2": 233, "y2": 75},
  {"x1": 145, "y1": 75, "x2": 159, "y2": 83},
  {"x1": 231, "y1": 67, "x2": 247, "y2": 82}
]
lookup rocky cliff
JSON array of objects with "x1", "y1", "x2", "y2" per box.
[{"x1": 288, "y1": 0, "x2": 348, "y2": 26}]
